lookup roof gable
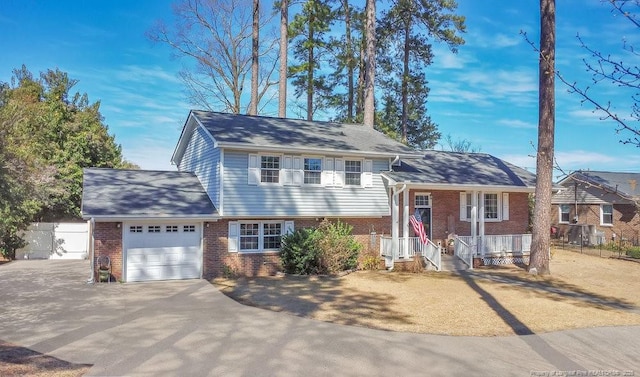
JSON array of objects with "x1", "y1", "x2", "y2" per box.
[
  {"x1": 81, "y1": 168, "x2": 218, "y2": 219},
  {"x1": 384, "y1": 151, "x2": 537, "y2": 189}
]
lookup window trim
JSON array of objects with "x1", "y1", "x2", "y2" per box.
[
  {"x1": 238, "y1": 220, "x2": 284, "y2": 253},
  {"x1": 460, "y1": 191, "x2": 503, "y2": 222},
  {"x1": 259, "y1": 154, "x2": 281, "y2": 184},
  {"x1": 559, "y1": 204, "x2": 571, "y2": 224},
  {"x1": 600, "y1": 204, "x2": 613, "y2": 226},
  {"x1": 414, "y1": 192, "x2": 432, "y2": 208},
  {"x1": 344, "y1": 158, "x2": 363, "y2": 186},
  {"x1": 303, "y1": 156, "x2": 323, "y2": 185}
]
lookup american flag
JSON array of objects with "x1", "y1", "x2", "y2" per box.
[{"x1": 410, "y1": 209, "x2": 428, "y2": 245}]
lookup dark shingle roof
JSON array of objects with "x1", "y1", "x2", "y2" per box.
[
  {"x1": 191, "y1": 110, "x2": 417, "y2": 156},
  {"x1": 567, "y1": 170, "x2": 640, "y2": 199},
  {"x1": 81, "y1": 168, "x2": 218, "y2": 218},
  {"x1": 384, "y1": 150, "x2": 537, "y2": 189}
]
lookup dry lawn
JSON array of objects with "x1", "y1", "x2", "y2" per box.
[
  {"x1": 0, "y1": 340, "x2": 90, "y2": 377},
  {"x1": 214, "y1": 248, "x2": 640, "y2": 336}
]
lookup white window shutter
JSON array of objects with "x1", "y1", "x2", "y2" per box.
[
  {"x1": 248, "y1": 154, "x2": 259, "y2": 185},
  {"x1": 502, "y1": 193, "x2": 509, "y2": 221},
  {"x1": 284, "y1": 221, "x2": 294, "y2": 235},
  {"x1": 228, "y1": 222, "x2": 239, "y2": 252},
  {"x1": 283, "y1": 155, "x2": 293, "y2": 185},
  {"x1": 322, "y1": 158, "x2": 334, "y2": 186},
  {"x1": 362, "y1": 159, "x2": 373, "y2": 188},
  {"x1": 292, "y1": 157, "x2": 303, "y2": 186},
  {"x1": 334, "y1": 158, "x2": 345, "y2": 187},
  {"x1": 460, "y1": 192, "x2": 467, "y2": 221}
]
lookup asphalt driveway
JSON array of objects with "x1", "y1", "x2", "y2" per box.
[{"x1": 0, "y1": 260, "x2": 638, "y2": 376}]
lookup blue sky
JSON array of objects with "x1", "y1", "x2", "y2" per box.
[{"x1": 1, "y1": 0, "x2": 639, "y2": 177}]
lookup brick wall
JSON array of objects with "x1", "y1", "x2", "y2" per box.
[
  {"x1": 551, "y1": 203, "x2": 640, "y2": 244},
  {"x1": 203, "y1": 217, "x2": 390, "y2": 279},
  {"x1": 93, "y1": 222, "x2": 123, "y2": 281}
]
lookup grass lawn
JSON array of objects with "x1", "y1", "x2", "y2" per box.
[{"x1": 214, "y1": 248, "x2": 640, "y2": 336}]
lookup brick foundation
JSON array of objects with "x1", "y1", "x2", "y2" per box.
[{"x1": 203, "y1": 217, "x2": 389, "y2": 279}]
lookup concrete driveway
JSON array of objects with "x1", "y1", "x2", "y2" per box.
[{"x1": 0, "y1": 260, "x2": 638, "y2": 377}]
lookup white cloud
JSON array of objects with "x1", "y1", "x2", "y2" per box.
[{"x1": 497, "y1": 119, "x2": 537, "y2": 129}]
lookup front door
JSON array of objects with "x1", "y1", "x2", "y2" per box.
[
  {"x1": 414, "y1": 193, "x2": 432, "y2": 240},
  {"x1": 418, "y1": 208, "x2": 432, "y2": 240}
]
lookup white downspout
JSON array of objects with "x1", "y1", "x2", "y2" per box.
[
  {"x1": 471, "y1": 191, "x2": 478, "y2": 259},
  {"x1": 86, "y1": 217, "x2": 95, "y2": 284}
]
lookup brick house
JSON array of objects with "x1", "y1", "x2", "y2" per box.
[
  {"x1": 82, "y1": 111, "x2": 536, "y2": 282},
  {"x1": 551, "y1": 170, "x2": 640, "y2": 246}
]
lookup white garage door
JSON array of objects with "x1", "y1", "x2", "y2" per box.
[{"x1": 124, "y1": 222, "x2": 202, "y2": 282}]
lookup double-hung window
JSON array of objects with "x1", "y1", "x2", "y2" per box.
[
  {"x1": 484, "y1": 193, "x2": 499, "y2": 219},
  {"x1": 461, "y1": 192, "x2": 504, "y2": 221},
  {"x1": 240, "y1": 223, "x2": 260, "y2": 251},
  {"x1": 344, "y1": 160, "x2": 362, "y2": 186},
  {"x1": 260, "y1": 156, "x2": 280, "y2": 183},
  {"x1": 601, "y1": 204, "x2": 613, "y2": 226},
  {"x1": 304, "y1": 158, "x2": 322, "y2": 184},
  {"x1": 559, "y1": 204, "x2": 571, "y2": 223},
  {"x1": 238, "y1": 222, "x2": 282, "y2": 252}
]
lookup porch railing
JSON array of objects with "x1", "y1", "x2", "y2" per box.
[
  {"x1": 453, "y1": 236, "x2": 473, "y2": 268},
  {"x1": 455, "y1": 234, "x2": 532, "y2": 257},
  {"x1": 380, "y1": 236, "x2": 441, "y2": 271}
]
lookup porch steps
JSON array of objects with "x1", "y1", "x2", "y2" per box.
[{"x1": 438, "y1": 254, "x2": 469, "y2": 272}]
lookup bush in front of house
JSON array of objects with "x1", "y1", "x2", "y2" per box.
[
  {"x1": 280, "y1": 228, "x2": 322, "y2": 275},
  {"x1": 316, "y1": 220, "x2": 362, "y2": 273},
  {"x1": 626, "y1": 247, "x2": 640, "y2": 259},
  {"x1": 279, "y1": 220, "x2": 362, "y2": 275}
]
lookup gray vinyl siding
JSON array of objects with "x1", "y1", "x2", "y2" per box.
[
  {"x1": 178, "y1": 126, "x2": 221, "y2": 209},
  {"x1": 222, "y1": 150, "x2": 390, "y2": 217}
]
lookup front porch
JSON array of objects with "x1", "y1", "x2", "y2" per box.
[{"x1": 380, "y1": 234, "x2": 531, "y2": 271}]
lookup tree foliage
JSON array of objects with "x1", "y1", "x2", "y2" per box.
[
  {"x1": 288, "y1": 0, "x2": 334, "y2": 120},
  {"x1": 0, "y1": 66, "x2": 132, "y2": 258},
  {"x1": 377, "y1": 0, "x2": 465, "y2": 148}
]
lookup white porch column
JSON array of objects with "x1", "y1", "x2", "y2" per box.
[
  {"x1": 402, "y1": 188, "x2": 409, "y2": 256},
  {"x1": 479, "y1": 190, "x2": 485, "y2": 258},
  {"x1": 392, "y1": 187, "x2": 400, "y2": 261},
  {"x1": 471, "y1": 191, "x2": 478, "y2": 257}
]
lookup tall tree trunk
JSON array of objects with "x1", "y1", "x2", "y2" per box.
[
  {"x1": 278, "y1": 0, "x2": 288, "y2": 118},
  {"x1": 356, "y1": 38, "x2": 366, "y2": 119},
  {"x1": 363, "y1": 0, "x2": 376, "y2": 127},
  {"x1": 249, "y1": 0, "x2": 259, "y2": 115},
  {"x1": 401, "y1": 16, "x2": 410, "y2": 143},
  {"x1": 529, "y1": 0, "x2": 556, "y2": 275},
  {"x1": 343, "y1": 0, "x2": 354, "y2": 122}
]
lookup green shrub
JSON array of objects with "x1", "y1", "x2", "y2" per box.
[
  {"x1": 316, "y1": 220, "x2": 362, "y2": 274},
  {"x1": 279, "y1": 220, "x2": 363, "y2": 275},
  {"x1": 626, "y1": 247, "x2": 640, "y2": 259},
  {"x1": 280, "y1": 228, "x2": 322, "y2": 274}
]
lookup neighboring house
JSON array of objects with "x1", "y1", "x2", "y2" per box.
[
  {"x1": 82, "y1": 111, "x2": 537, "y2": 282},
  {"x1": 551, "y1": 170, "x2": 640, "y2": 246}
]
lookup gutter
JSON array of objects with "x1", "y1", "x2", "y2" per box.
[{"x1": 86, "y1": 217, "x2": 95, "y2": 284}]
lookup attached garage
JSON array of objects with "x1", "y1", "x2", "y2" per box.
[
  {"x1": 123, "y1": 222, "x2": 203, "y2": 282},
  {"x1": 81, "y1": 168, "x2": 219, "y2": 283}
]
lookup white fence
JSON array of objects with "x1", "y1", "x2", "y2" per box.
[
  {"x1": 15, "y1": 222, "x2": 89, "y2": 260},
  {"x1": 454, "y1": 236, "x2": 474, "y2": 268}
]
